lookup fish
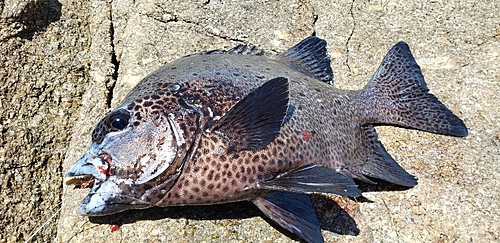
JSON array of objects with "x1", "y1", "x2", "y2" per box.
[{"x1": 65, "y1": 36, "x2": 468, "y2": 243}]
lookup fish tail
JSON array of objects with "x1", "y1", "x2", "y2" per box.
[
  {"x1": 358, "y1": 41, "x2": 467, "y2": 136},
  {"x1": 352, "y1": 42, "x2": 467, "y2": 187}
]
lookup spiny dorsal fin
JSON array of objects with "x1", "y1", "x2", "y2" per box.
[
  {"x1": 281, "y1": 36, "x2": 334, "y2": 84},
  {"x1": 195, "y1": 44, "x2": 265, "y2": 56},
  {"x1": 253, "y1": 192, "x2": 324, "y2": 243},
  {"x1": 212, "y1": 77, "x2": 289, "y2": 152}
]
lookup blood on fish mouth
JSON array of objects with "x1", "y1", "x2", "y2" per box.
[
  {"x1": 98, "y1": 152, "x2": 113, "y2": 176},
  {"x1": 81, "y1": 177, "x2": 95, "y2": 189},
  {"x1": 64, "y1": 152, "x2": 113, "y2": 188}
]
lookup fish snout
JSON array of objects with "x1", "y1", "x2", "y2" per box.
[{"x1": 65, "y1": 151, "x2": 112, "y2": 186}]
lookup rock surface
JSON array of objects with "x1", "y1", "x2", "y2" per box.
[{"x1": 1, "y1": 0, "x2": 498, "y2": 242}]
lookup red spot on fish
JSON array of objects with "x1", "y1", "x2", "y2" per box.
[
  {"x1": 99, "y1": 153, "x2": 113, "y2": 176},
  {"x1": 97, "y1": 165, "x2": 107, "y2": 175},
  {"x1": 302, "y1": 131, "x2": 311, "y2": 141},
  {"x1": 81, "y1": 178, "x2": 95, "y2": 189},
  {"x1": 342, "y1": 205, "x2": 351, "y2": 214},
  {"x1": 110, "y1": 222, "x2": 120, "y2": 232}
]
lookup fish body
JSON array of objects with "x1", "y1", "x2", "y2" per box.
[{"x1": 66, "y1": 37, "x2": 467, "y2": 243}]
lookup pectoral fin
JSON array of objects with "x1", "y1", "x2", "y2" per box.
[
  {"x1": 253, "y1": 192, "x2": 324, "y2": 243},
  {"x1": 257, "y1": 164, "x2": 361, "y2": 197},
  {"x1": 213, "y1": 77, "x2": 289, "y2": 152}
]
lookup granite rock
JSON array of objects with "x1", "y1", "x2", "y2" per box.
[{"x1": 0, "y1": 0, "x2": 498, "y2": 242}]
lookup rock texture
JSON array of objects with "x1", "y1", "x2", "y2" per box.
[{"x1": 1, "y1": 0, "x2": 498, "y2": 242}]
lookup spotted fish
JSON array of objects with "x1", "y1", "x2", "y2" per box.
[{"x1": 65, "y1": 37, "x2": 467, "y2": 243}]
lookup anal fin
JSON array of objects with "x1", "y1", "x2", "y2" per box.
[
  {"x1": 359, "y1": 125, "x2": 418, "y2": 187},
  {"x1": 257, "y1": 164, "x2": 361, "y2": 197},
  {"x1": 253, "y1": 192, "x2": 324, "y2": 243}
]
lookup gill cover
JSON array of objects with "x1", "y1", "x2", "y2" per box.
[{"x1": 66, "y1": 103, "x2": 189, "y2": 215}]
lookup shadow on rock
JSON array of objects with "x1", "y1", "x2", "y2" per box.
[
  {"x1": 1, "y1": 0, "x2": 62, "y2": 40},
  {"x1": 88, "y1": 194, "x2": 360, "y2": 241},
  {"x1": 356, "y1": 177, "x2": 415, "y2": 193}
]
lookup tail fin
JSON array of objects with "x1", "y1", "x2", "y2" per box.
[
  {"x1": 353, "y1": 42, "x2": 468, "y2": 187},
  {"x1": 359, "y1": 42, "x2": 468, "y2": 137}
]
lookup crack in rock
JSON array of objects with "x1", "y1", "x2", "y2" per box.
[{"x1": 346, "y1": 0, "x2": 356, "y2": 72}]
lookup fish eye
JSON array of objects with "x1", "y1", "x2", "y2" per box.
[{"x1": 108, "y1": 113, "x2": 130, "y2": 131}]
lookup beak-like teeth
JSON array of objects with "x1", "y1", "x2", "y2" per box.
[
  {"x1": 64, "y1": 174, "x2": 94, "y2": 186},
  {"x1": 65, "y1": 152, "x2": 108, "y2": 184}
]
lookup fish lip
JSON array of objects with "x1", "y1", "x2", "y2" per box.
[
  {"x1": 64, "y1": 174, "x2": 94, "y2": 187},
  {"x1": 65, "y1": 151, "x2": 111, "y2": 189}
]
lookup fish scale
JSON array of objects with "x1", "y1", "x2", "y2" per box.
[{"x1": 65, "y1": 37, "x2": 467, "y2": 243}]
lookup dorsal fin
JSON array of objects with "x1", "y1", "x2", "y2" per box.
[
  {"x1": 195, "y1": 44, "x2": 265, "y2": 56},
  {"x1": 280, "y1": 36, "x2": 334, "y2": 84}
]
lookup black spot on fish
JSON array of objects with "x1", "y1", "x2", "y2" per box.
[
  {"x1": 277, "y1": 160, "x2": 285, "y2": 166},
  {"x1": 257, "y1": 165, "x2": 264, "y2": 172}
]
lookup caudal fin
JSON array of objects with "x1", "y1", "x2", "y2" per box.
[
  {"x1": 359, "y1": 42, "x2": 468, "y2": 137},
  {"x1": 353, "y1": 42, "x2": 467, "y2": 187}
]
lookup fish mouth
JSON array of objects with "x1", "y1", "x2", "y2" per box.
[
  {"x1": 64, "y1": 174, "x2": 95, "y2": 188},
  {"x1": 65, "y1": 151, "x2": 153, "y2": 216},
  {"x1": 65, "y1": 152, "x2": 112, "y2": 189}
]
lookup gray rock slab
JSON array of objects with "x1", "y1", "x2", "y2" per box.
[{"x1": 0, "y1": 0, "x2": 496, "y2": 242}]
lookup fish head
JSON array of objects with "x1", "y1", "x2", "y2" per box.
[{"x1": 65, "y1": 89, "x2": 201, "y2": 216}]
